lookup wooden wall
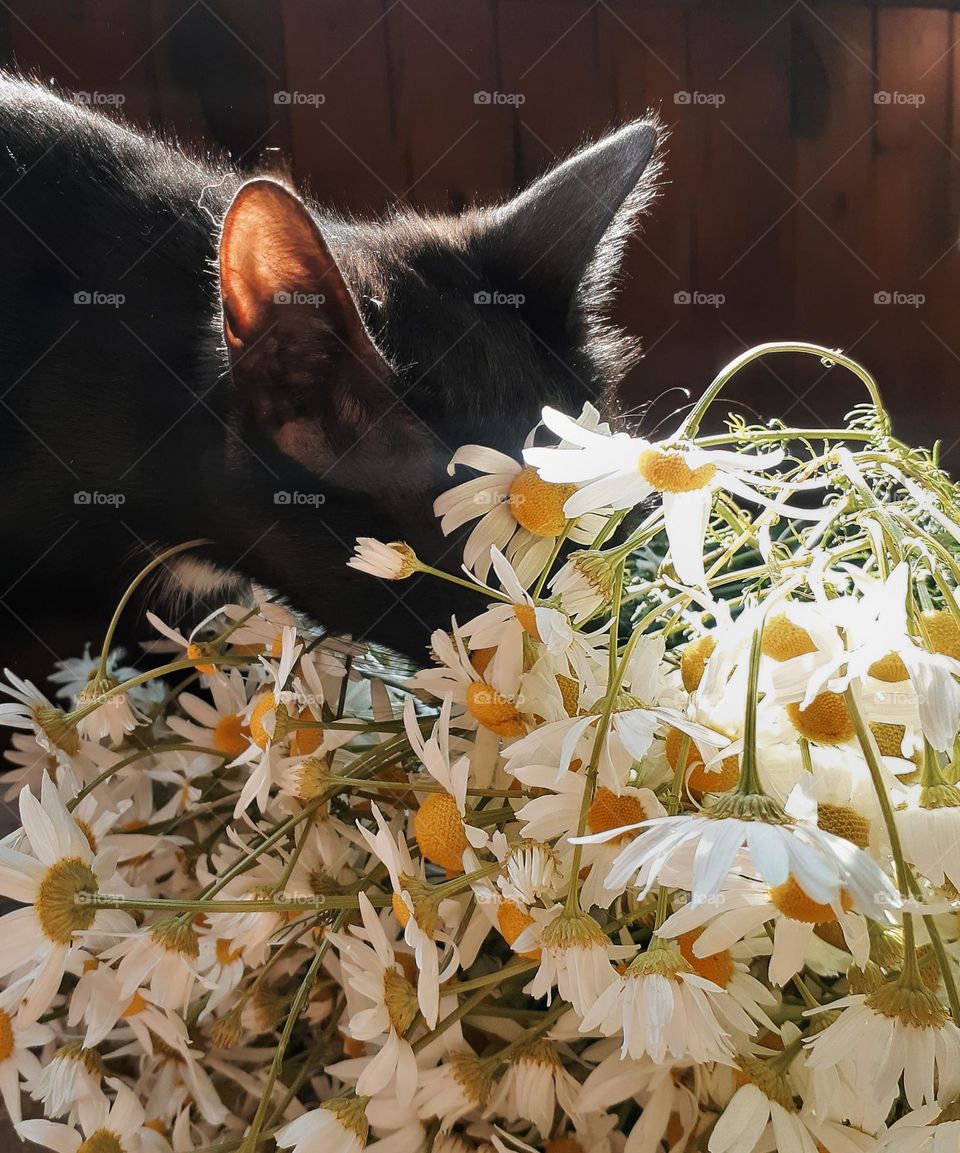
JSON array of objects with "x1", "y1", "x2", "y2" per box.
[{"x1": 3, "y1": 1, "x2": 960, "y2": 456}]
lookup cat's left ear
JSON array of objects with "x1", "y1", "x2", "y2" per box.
[
  {"x1": 484, "y1": 119, "x2": 661, "y2": 326},
  {"x1": 218, "y1": 179, "x2": 390, "y2": 462}
]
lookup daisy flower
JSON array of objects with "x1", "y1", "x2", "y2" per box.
[
  {"x1": 0, "y1": 773, "x2": 131, "y2": 1024},
  {"x1": 164, "y1": 666, "x2": 258, "y2": 769},
  {"x1": 348, "y1": 538, "x2": 419, "y2": 579},
  {"x1": 659, "y1": 872, "x2": 869, "y2": 987},
  {"x1": 709, "y1": 1079, "x2": 841, "y2": 1153},
  {"x1": 806, "y1": 990, "x2": 960, "y2": 1111},
  {"x1": 578, "y1": 937, "x2": 749, "y2": 1063},
  {"x1": 415, "y1": 1049, "x2": 491, "y2": 1131},
  {"x1": 879, "y1": 1105, "x2": 960, "y2": 1152},
  {"x1": 894, "y1": 789, "x2": 960, "y2": 892},
  {"x1": 18, "y1": 1077, "x2": 145, "y2": 1153},
  {"x1": 327, "y1": 892, "x2": 420, "y2": 1105},
  {"x1": 485, "y1": 1039, "x2": 581, "y2": 1138},
  {"x1": 0, "y1": 979, "x2": 53, "y2": 1124},
  {"x1": 275, "y1": 1094, "x2": 370, "y2": 1153},
  {"x1": 358, "y1": 804, "x2": 458, "y2": 1029},
  {"x1": 434, "y1": 402, "x2": 611, "y2": 586},
  {"x1": 576, "y1": 813, "x2": 900, "y2": 919},
  {"x1": 522, "y1": 904, "x2": 615, "y2": 1015},
  {"x1": 523, "y1": 407, "x2": 809, "y2": 587},
  {"x1": 0, "y1": 669, "x2": 80, "y2": 760},
  {"x1": 29, "y1": 1041, "x2": 102, "y2": 1123}
]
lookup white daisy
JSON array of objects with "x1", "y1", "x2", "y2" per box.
[
  {"x1": 275, "y1": 1095, "x2": 370, "y2": 1153},
  {"x1": 0, "y1": 979, "x2": 53, "y2": 1124},
  {"x1": 18, "y1": 1077, "x2": 145, "y2": 1153},
  {"x1": 522, "y1": 905, "x2": 615, "y2": 1015},
  {"x1": 485, "y1": 1039, "x2": 581, "y2": 1138},
  {"x1": 524, "y1": 407, "x2": 813, "y2": 587},
  {"x1": 349, "y1": 537, "x2": 419, "y2": 579},
  {"x1": 434, "y1": 403, "x2": 611, "y2": 586},
  {"x1": 0, "y1": 773, "x2": 131, "y2": 1024}
]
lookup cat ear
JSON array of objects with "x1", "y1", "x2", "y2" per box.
[
  {"x1": 218, "y1": 179, "x2": 389, "y2": 461},
  {"x1": 486, "y1": 120, "x2": 661, "y2": 325}
]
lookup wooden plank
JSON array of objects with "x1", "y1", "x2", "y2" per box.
[
  {"x1": 873, "y1": 6, "x2": 952, "y2": 451},
  {"x1": 685, "y1": 0, "x2": 796, "y2": 428},
  {"x1": 281, "y1": 0, "x2": 405, "y2": 213},
  {"x1": 597, "y1": 3, "x2": 695, "y2": 427},
  {"x1": 387, "y1": 0, "x2": 514, "y2": 211},
  {"x1": 790, "y1": 4, "x2": 877, "y2": 429}
]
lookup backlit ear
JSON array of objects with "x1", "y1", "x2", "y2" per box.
[
  {"x1": 218, "y1": 179, "x2": 390, "y2": 464},
  {"x1": 485, "y1": 120, "x2": 661, "y2": 328}
]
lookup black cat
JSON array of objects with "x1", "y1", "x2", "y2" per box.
[{"x1": 0, "y1": 73, "x2": 659, "y2": 664}]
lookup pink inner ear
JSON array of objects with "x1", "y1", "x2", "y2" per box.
[{"x1": 219, "y1": 178, "x2": 333, "y2": 343}]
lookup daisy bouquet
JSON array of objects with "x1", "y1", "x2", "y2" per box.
[{"x1": 4, "y1": 341, "x2": 960, "y2": 1153}]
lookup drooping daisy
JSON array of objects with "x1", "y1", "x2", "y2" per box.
[
  {"x1": 0, "y1": 669, "x2": 81, "y2": 761},
  {"x1": 576, "y1": 812, "x2": 900, "y2": 919},
  {"x1": 578, "y1": 937, "x2": 749, "y2": 1063},
  {"x1": 805, "y1": 989, "x2": 960, "y2": 1110},
  {"x1": 29, "y1": 1041, "x2": 103, "y2": 1123},
  {"x1": 0, "y1": 979, "x2": 53, "y2": 1124},
  {"x1": 18, "y1": 1076, "x2": 145, "y2": 1153},
  {"x1": 415, "y1": 1049, "x2": 492, "y2": 1131},
  {"x1": 0, "y1": 774, "x2": 131, "y2": 1024},
  {"x1": 522, "y1": 904, "x2": 615, "y2": 1015},
  {"x1": 524, "y1": 407, "x2": 816, "y2": 587},
  {"x1": 326, "y1": 892, "x2": 420, "y2": 1105},
  {"x1": 894, "y1": 786, "x2": 960, "y2": 892},
  {"x1": 434, "y1": 403, "x2": 612, "y2": 586},
  {"x1": 485, "y1": 1038, "x2": 582, "y2": 1138},
  {"x1": 708, "y1": 1079, "x2": 833, "y2": 1153},
  {"x1": 349, "y1": 537, "x2": 419, "y2": 579},
  {"x1": 275, "y1": 1094, "x2": 370, "y2": 1153}
]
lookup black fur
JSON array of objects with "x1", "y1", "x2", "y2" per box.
[{"x1": 0, "y1": 73, "x2": 661, "y2": 660}]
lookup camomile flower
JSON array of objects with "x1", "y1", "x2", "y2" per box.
[
  {"x1": 102, "y1": 917, "x2": 201, "y2": 1016},
  {"x1": 576, "y1": 812, "x2": 900, "y2": 919},
  {"x1": 164, "y1": 666, "x2": 258, "y2": 769},
  {"x1": 578, "y1": 937, "x2": 749, "y2": 1063},
  {"x1": 358, "y1": 804, "x2": 458, "y2": 1030},
  {"x1": 0, "y1": 774, "x2": 131, "y2": 1024},
  {"x1": 18, "y1": 1076, "x2": 145, "y2": 1153},
  {"x1": 522, "y1": 904, "x2": 615, "y2": 1016},
  {"x1": 894, "y1": 786, "x2": 960, "y2": 893},
  {"x1": 327, "y1": 892, "x2": 420, "y2": 1105},
  {"x1": 73, "y1": 670, "x2": 147, "y2": 745},
  {"x1": 524, "y1": 407, "x2": 815, "y2": 587},
  {"x1": 349, "y1": 538, "x2": 419, "y2": 579},
  {"x1": 49, "y1": 644, "x2": 164, "y2": 715},
  {"x1": 0, "y1": 669, "x2": 81, "y2": 760},
  {"x1": 415, "y1": 1049, "x2": 492, "y2": 1131},
  {"x1": 275, "y1": 1094, "x2": 370, "y2": 1153},
  {"x1": 0, "y1": 979, "x2": 53, "y2": 1124},
  {"x1": 879, "y1": 1105, "x2": 960, "y2": 1152},
  {"x1": 485, "y1": 1038, "x2": 581, "y2": 1138},
  {"x1": 709, "y1": 1079, "x2": 838, "y2": 1153},
  {"x1": 659, "y1": 872, "x2": 869, "y2": 987},
  {"x1": 30, "y1": 1041, "x2": 103, "y2": 1123},
  {"x1": 434, "y1": 403, "x2": 611, "y2": 587},
  {"x1": 806, "y1": 990, "x2": 960, "y2": 1111}
]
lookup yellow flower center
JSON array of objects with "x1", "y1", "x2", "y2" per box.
[
  {"x1": 466, "y1": 680, "x2": 525, "y2": 737},
  {"x1": 762, "y1": 614, "x2": 818, "y2": 661},
  {"x1": 470, "y1": 646, "x2": 496, "y2": 678},
  {"x1": 508, "y1": 467, "x2": 576, "y2": 537},
  {"x1": 36, "y1": 857, "x2": 98, "y2": 944},
  {"x1": 186, "y1": 642, "x2": 216, "y2": 675},
  {"x1": 868, "y1": 652, "x2": 909, "y2": 683},
  {"x1": 514, "y1": 603, "x2": 541, "y2": 640},
  {"x1": 289, "y1": 709, "x2": 324, "y2": 757},
  {"x1": 75, "y1": 819, "x2": 98, "y2": 854},
  {"x1": 213, "y1": 713, "x2": 250, "y2": 758},
  {"x1": 497, "y1": 900, "x2": 539, "y2": 959},
  {"x1": 414, "y1": 792, "x2": 469, "y2": 874},
  {"x1": 248, "y1": 694, "x2": 281, "y2": 749},
  {"x1": 922, "y1": 609, "x2": 960, "y2": 660},
  {"x1": 391, "y1": 891, "x2": 411, "y2": 928},
  {"x1": 121, "y1": 990, "x2": 149, "y2": 1018},
  {"x1": 680, "y1": 634, "x2": 716, "y2": 692},
  {"x1": 383, "y1": 966, "x2": 418, "y2": 1034},
  {"x1": 0, "y1": 1009, "x2": 13, "y2": 1061},
  {"x1": 769, "y1": 874, "x2": 851, "y2": 923},
  {"x1": 817, "y1": 802, "x2": 870, "y2": 849},
  {"x1": 677, "y1": 928, "x2": 735, "y2": 988},
  {"x1": 870, "y1": 721, "x2": 908, "y2": 758},
  {"x1": 216, "y1": 938, "x2": 243, "y2": 966},
  {"x1": 555, "y1": 673, "x2": 580, "y2": 717},
  {"x1": 637, "y1": 447, "x2": 716, "y2": 493},
  {"x1": 787, "y1": 692, "x2": 854, "y2": 745},
  {"x1": 77, "y1": 1131, "x2": 124, "y2": 1153},
  {"x1": 587, "y1": 787, "x2": 646, "y2": 838},
  {"x1": 665, "y1": 727, "x2": 739, "y2": 793}
]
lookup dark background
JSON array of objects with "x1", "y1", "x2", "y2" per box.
[{"x1": 2, "y1": 0, "x2": 959, "y2": 453}]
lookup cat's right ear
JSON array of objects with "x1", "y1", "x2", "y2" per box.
[{"x1": 218, "y1": 179, "x2": 389, "y2": 466}]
